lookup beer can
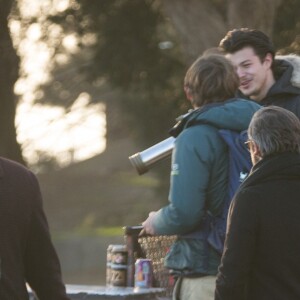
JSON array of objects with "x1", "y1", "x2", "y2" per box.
[
  {"x1": 106, "y1": 245, "x2": 113, "y2": 286},
  {"x1": 134, "y1": 258, "x2": 153, "y2": 288},
  {"x1": 110, "y1": 244, "x2": 128, "y2": 287}
]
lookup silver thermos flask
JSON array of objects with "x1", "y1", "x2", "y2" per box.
[{"x1": 128, "y1": 137, "x2": 175, "y2": 175}]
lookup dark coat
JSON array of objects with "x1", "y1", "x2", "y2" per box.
[
  {"x1": 0, "y1": 157, "x2": 69, "y2": 300},
  {"x1": 215, "y1": 152, "x2": 300, "y2": 300},
  {"x1": 262, "y1": 56, "x2": 300, "y2": 117}
]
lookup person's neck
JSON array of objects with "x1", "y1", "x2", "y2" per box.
[{"x1": 250, "y1": 72, "x2": 276, "y2": 102}]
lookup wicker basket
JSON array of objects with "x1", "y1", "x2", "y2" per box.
[{"x1": 124, "y1": 226, "x2": 177, "y2": 296}]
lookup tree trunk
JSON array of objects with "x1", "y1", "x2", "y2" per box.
[
  {"x1": 161, "y1": 0, "x2": 282, "y2": 64},
  {"x1": 0, "y1": 0, "x2": 24, "y2": 164}
]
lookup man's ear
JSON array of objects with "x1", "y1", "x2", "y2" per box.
[
  {"x1": 184, "y1": 86, "x2": 193, "y2": 101},
  {"x1": 252, "y1": 142, "x2": 262, "y2": 158},
  {"x1": 263, "y1": 53, "x2": 273, "y2": 69}
]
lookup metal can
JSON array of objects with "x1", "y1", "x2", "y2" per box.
[
  {"x1": 110, "y1": 244, "x2": 128, "y2": 287},
  {"x1": 134, "y1": 258, "x2": 153, "y2": 288},
  {"x1": 106, "y1": 245, "x2": 113, "y2": 286}
]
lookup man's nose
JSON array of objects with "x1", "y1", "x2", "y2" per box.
[{"x1": 236, "y1": 68, "x2": 245, "y2": 78}]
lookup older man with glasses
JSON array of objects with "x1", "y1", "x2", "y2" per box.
[{"x1": 215, "y1": 106, "x2": 300, "y2": 300}]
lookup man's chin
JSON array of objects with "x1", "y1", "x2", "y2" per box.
[{"x1": 239, "y1": 88, "x2": 252, "y2": 97}]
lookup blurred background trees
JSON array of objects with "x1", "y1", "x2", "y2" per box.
[
  {"x1": 0, "y1": 0, "x2": 300, "y2": 283},
  {"x1": 2, "y1": 0, "x2": 300, "y2": 166},
  {"x1": 7, "y1": 0, "x2": 300, "y2": 185},
  {"x1": 0, "y1": 0, "x2": 299, "y2": 225},
  {"x1": 0, "y1": 0, "x2": 299, "y2": 222},
  {"x1": 0, "y1": 0, "x2": 23, "y2": 163}
]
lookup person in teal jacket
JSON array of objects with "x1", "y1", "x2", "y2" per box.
[{"x1": 142, "y1": 54, "x2": 261, "y2": 300}]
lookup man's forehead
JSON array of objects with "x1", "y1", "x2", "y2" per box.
[{"x1": 225, "y1": 47, "x2": 258, "y2": 65}]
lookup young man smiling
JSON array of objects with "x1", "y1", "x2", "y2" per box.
[{"x1": 219, "y1": 28, "x2": 300, "y2": 118}]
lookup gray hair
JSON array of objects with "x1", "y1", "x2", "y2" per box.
[{"x1": 248, "y1": 106, "x2": 300, "y2": 157}]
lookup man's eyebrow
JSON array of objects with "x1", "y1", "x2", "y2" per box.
[{"x1": 240, "y1": 59, "x2": 252, "y2": 65}]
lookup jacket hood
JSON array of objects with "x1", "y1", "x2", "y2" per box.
[
  {"x1": 184, "y1": 98, "x2": 261, "y2": 132},
  {"x1": 268, "y1": 55, "x2": 300, "y2": 97},
  {"x1": 275, "y1": 54, "x2": 300, "y2": 89}
]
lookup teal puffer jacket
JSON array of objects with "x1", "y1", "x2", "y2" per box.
[{"x1": 152, "y1": 98, "x2": 261, "y2": 275}]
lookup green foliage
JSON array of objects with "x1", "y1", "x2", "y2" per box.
[
  {"x1": 77, "y1": 0, "x2": 188, "y2": 143},
  {"x1": 88, "y1": 0, "x2": 166, "y2": 88},
  {"x1": 273, "y1": 0, "x2": 300, "y2": 54},
  {"x1": 44, "y1": 0, "x2": 188, "y2": 147}
]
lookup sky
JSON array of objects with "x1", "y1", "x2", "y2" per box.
[{"x1": 11, "y1": 0, "x2": 106, "y2": 169}]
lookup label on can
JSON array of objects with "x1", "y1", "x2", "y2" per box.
[
  {"x1": 111, "y1": 264, "x2": 127, "y2": 287},
  {"x1": 110, "y1": 244, "x2": 128, "y2": 287},
  {"x1": 134, "y1": 258, "x2": 153, "y2": 288},
  {"x1": 111, "y1": 245, "x2": 128, "y2": 265},
  {"x1": 106, "y1": 245, "x2": 113, "y2": 286}
]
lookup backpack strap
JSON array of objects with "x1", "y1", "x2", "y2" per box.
[
  {"x1": 206, "y1": 129, "x2": 252, "y2": 254},
  {"x1": 180, "y1": 129, "x2": 252, "y2": 255},
  {"x1": 218, "y1": 129, "x2": 252, "y2": 202}
]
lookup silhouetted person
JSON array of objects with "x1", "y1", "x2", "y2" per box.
[{"x1": 0, "y1": 157, "x2": 70, "y2": 299}]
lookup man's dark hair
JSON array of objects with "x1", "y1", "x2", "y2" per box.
[{"x1": 219, "y1": 28, "x2": 275, "y2": 63}]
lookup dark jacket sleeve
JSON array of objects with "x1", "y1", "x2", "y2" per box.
[
  {"x1": 215, "y1": 189, "x2": 260, "y2": 300},
  {"x1": 24, "y1": 172, "x2": 70, "y2": 300}
]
